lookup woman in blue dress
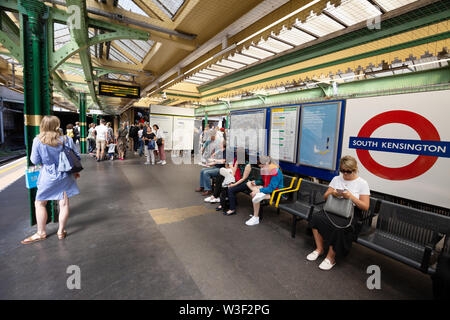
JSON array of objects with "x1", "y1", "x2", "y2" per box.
[{"x1": 22, "y1": 116, "x2": 80, "y2": 244}]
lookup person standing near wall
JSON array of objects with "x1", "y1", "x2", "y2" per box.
[
  {"x1": 21, "y1": 116, "x2": 80, "y2": 244},
  {"x1": 153, "y1": 124, "x2": 166, "y2": 165}
]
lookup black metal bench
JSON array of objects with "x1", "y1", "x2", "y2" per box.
[
  {"x1": 277, "y1": 179, "x2": 329, "y2": 238},
  {"x1": 240, "y1": 167, "x2": 296, "y2": 221},
  {"x1": 356, "y1": 200, "x2": 450, "y2": 274}
]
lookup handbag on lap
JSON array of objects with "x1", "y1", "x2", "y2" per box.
[{"x1": 323, "y1": 195, "x2": 354, "y2": 229}]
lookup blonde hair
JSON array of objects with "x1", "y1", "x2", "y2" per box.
[
  {"x1": 339, "y1": 155, "x2": 358, "y2": 172},
  {"x1": 38, "y1": 115, "x2": 62, "y2": 147}
]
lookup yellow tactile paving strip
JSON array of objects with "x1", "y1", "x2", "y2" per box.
[{"x1": 149, "y1": 205, "x2": 215, "y2": 225}]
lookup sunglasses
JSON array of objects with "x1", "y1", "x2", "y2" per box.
[{"x1": 340, "y1": 169, "x2": 354, "y2": 174}]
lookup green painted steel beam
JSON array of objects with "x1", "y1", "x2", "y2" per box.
[
  {"x1": 0, "y1": 0, "x2": 20, "y2": 11},
  {"x1": 199, "y1": 2, "x2": 450, "y2": 93},
  {"x1": 62, "y1": 62, "x2": 135, "y2": 77},
  {"x1": 195, "y1": 67, "x2": 450, "y2": 116},
  {"x1": 65, "y1": 0, "x2": 100, "y2": 109},
  {"x1": 49, "y1": 29, "x2": 148, "y2": 72},
  {"x1": 0, "y1": 11, "x2": 20, "y2": 42},
  {"x1": 0, "y1": 30, "x2": 22, "y2": 63},
  {"x1": 53, "y1": 71, "x2": 80, "y2": 106}
]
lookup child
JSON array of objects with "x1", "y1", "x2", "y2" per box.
[
  {"x1": 220, "y1": 164, "x2": 236, "y2": 187},
  {"x1": 107, "y1": 141, "x2": 116, "y2": 161}
]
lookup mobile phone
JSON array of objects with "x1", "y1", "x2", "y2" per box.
[{"x1": 336, "y1": 189, "x2": 345, "y2": 194}]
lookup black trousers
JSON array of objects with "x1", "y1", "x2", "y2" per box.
[
  {"x1": 213, "y1": 175, "x2": 224, "y2": 198},
  {"x1": 228, "y1": 182, "x2": 250, "y2": 211}
]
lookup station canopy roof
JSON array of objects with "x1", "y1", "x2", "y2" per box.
[{"x1": 0, "y1": 0, "x2": 449, "y2": 113}]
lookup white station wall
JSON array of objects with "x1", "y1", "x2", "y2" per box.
[{"x1": 342, "y1": 90, "x2": 450, "y2": 208}]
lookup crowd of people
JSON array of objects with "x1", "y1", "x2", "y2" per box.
[
  {"x1": 22, "y1": 116, "x2": 371, "y2": 272},
  {"x1": 85, "y1": 120, "x2": 166, "y2": 164}
]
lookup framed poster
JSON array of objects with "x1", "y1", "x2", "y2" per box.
[
  {"x1": 269, "y1": 106, "x2": 299, "y2": 163},
  {"x1": 229, "y1": 109, "x2": 267, "y2": 154},
  {"x1": 298, "y1": 101, "x2": 342, "y2": 170}
]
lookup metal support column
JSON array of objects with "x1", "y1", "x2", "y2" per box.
[
  {"x1": 19, "y1": 0, "x2": 54, "y2": 225},
  {"x1": 93, "y1": 114, "x2": 98, "y2": 124},
  {"x1": 79, "y1": 92, "x2": 87, "y2": 153}
]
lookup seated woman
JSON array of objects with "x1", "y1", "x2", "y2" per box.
[
  {"x1": 245, "y1": 155, "x2": 283, "y2": 226},
  {"x1": 307, "y1": 155, "x2": 370, "y2": 271},
  {"x1": 221, "y1": 150, "x2": 253, "y2": 215}
]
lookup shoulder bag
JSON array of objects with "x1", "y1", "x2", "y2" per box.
[
  {"x1": 323, "y1": 195, "x2": 354, "y2": 229},
  {"x1": 58, "y1": 138, "x2": 83, "y2": 174}
]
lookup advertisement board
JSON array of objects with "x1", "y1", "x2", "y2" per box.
[{"x1": 298, "y1": 101, "x2": 342, "y2": 170}]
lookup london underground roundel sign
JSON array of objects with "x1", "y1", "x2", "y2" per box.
[{"x1": 351, "y1": 110, "x2": 444, "y2": 181}]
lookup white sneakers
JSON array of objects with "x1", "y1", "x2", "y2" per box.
[
  {"x1": 161, "y1": 160, "x2": 166, "y2": 165},
  {"x1": 204, "y1": 196, "x2": 220, "y2": 203},
  {"x1": 245, "y1": 216, "x2": 259, "y2": 226},
  {"x1": 306, "y1": 250, "x2": 336, "y2": 270},
  {"x1": 252, "y1": 192, "x2": 267, "y2": 203},
  {"x1": 144, "y1": 162, "x2": 150, "y2": 165}
]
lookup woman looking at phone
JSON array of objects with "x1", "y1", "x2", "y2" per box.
[{"x1": 307, "y1": 155, "x2": 370, "y2": 270}]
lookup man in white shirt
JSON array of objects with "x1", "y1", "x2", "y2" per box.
[{"x1": 95, "y1": 119, "x2": 109, "y2": 162}]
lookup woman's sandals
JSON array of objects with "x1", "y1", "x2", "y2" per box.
[
  {"x1": 57, "y1": 230, "x2": 67, "y2": 240},
  {"x1": 21, "y1": 232, "x2": 47, "y2": 244}
]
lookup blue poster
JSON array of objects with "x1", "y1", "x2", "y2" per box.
[{"x1": 299, "y1": 102, "x2": 341, "y2": 170}]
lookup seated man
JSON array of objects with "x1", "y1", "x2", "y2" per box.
[
  {"x1": 195, "y1": 141, "x2": 226, "y2": 196},
  {"x1": 245, "y1": 155, "x2": 283, "y2": 226}
]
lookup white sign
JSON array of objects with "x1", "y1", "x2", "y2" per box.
[
  {"x1": 342, "y1": 90, "x2": 450, "y2": 208},
  {"x1": 172, "y1": 117, "x2": 195, "y2": 150},
  {"x1": 150, "y1": 114, "x2": 173, "y2": 150},
  {"x1": 269, "y1": 106, "x2": 299, "y2": 163}
]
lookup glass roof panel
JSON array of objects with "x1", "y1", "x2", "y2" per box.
[
  {"x1": 188, "y1": 76, "x2": 207, "y2": 83},
  {"x1": 54, "y1": 23, "x2": 71, "y2": 51},
  {"x1": 276, "y1": 26, "x2": 316, "y2": 46},
  {"x1": 184, "y1": 79, "x2": 203, "y2": 85},
  {"x1": 193, "y1": 72, "x2": 217, "y2": 80},
  {"x1": 118, "y1": 0, "x2": 150, "y2": 17},
  {"x1": 208, "y1": 64, "x2": 235, "y2": 73},
  {"x1": 241, "y1": 45, "x2": 274, "y2": 59},
  {"x1": 373, "y1": 0, "x2": 417, "y2": 12},
  {"x1": 108, "y1": 46, "x2": 135, "y2": 64},
  {"x1": 199, "y1": 69, "x2": 225, "y2": 77},
  {"x1": 114, "y1": 39, "x2": 155, "y2": 61},
  {"x1": 257, "y1": 37, "x2": 293, "y2": 53},
  {"x1": 216, "y1": 59, "x2": 246, "y2": 69},
  {"x1": 228, "y1": 52, "x2": 259, "y2": 65},
  {"x1": 151, "y1": 0, "x2": 186, "y2": 19},
  {"x1": 325, "y1": 0, "x2": 382, "y2": 27},
  {"x1": 295, "y1": 12, "x2": 345, "y2": 37}
]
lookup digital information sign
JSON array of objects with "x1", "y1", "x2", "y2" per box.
[{"x1": 98, "y1": 82, "x2": 140, "y2": 99}]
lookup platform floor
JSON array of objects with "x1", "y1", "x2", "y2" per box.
[{"x1": 0, "y1": 154, "x2": 433, "y2": 299}]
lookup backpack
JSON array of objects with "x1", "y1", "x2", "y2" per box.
[{"x1": 73, "y1": 127, "x2": 79, "y2": 138}]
